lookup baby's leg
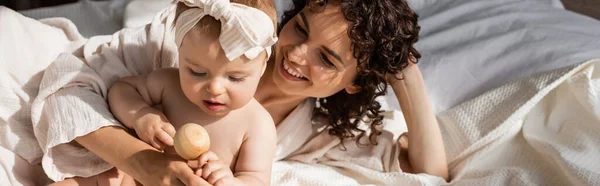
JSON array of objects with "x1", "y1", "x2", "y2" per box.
[{"x1": 49, "y1": 168, "x2": 139, "y2": 186}]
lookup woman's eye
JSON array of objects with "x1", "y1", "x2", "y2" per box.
[
  {"x1": 295, "y1": 22, "x2": 308, "y2": 37},
  {"x1": 229, "y1": 76, "x2": 245, "y2": 83},
  {"x1": 188, "y1": 68, "x2": 207, "y2": 77},
  {"x1": 320, "y1": 52, "x2": 336, "y2": 69}
]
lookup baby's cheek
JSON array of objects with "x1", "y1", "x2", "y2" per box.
[
  {"x1": 228, "y1": 85, "x2": 258, "y2": 109},
  {"x1": 182, "y1": 79, "x2": 203, "y2": 103}
]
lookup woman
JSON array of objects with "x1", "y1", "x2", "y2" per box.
[
  {"x1": 257, "y1": 0, "x2": 447, "y2": 179},
  {"x1": 0, "y1": 0, "x2": 446, "y2": 185}
]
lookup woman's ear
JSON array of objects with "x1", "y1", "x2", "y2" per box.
[{"x1": 345, "y1": 84, "x2": 361, "y2": 94}]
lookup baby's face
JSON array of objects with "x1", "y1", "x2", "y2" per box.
[{"x1": 178, "y1": 28, "x2": 267, "y2": 116}]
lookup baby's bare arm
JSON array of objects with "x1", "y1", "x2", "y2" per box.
[
  {"x1": 108, "y1": 69, "x2": 171, "y2": 129},
  {"x1": 233, "y1": 109, "x2": 277, "y2": 186}
]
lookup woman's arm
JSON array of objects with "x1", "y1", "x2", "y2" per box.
[
  {"x1": 390, "y1": 62, "x2": 449, "y2": 180},
  {"x1": 36, "y1": 70, "x2": 204, "y2": 185},
  {"x1": 75, "y1": 126, "x2": 210, "y2": 186}
]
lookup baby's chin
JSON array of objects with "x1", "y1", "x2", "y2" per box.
[{"x1": 206, "y1": 111, "x2": 230, "y2": 117}]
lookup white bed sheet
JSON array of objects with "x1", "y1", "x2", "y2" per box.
[{"x1": 401, "y1": 0, "x2": 600, "y2": 113}]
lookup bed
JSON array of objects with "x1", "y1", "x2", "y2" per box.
[{"x1": 11, "y1": 0, "x2": 600, "y2": 185}]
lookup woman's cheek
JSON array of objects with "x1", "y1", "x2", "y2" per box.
[{"x1": 278, "y1": 24, "x2": 297, "y2": 46}]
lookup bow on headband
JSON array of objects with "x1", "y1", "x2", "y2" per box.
[{"x1": 174, "y1": 0, "x2": 277, "y2": 61}]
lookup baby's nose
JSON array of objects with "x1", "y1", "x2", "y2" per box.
[{"x1": 206, "y1": 80, "x2": 225, "y2": 96}]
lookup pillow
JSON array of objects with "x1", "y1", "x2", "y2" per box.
[{"x1": 123, "y1": 0, "x2": 171, "y2": 28}]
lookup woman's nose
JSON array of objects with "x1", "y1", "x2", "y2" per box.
[
  {"x1": 206, "y1": 79, "x2": 225, "y2": 96},
  {"x1": 287, "y1": 43, "x2": 308, "y2": 66}
]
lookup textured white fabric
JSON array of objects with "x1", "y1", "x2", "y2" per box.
[
  {"x1": 271, "y1": 59, "x2": 600, "y2": 185},
  {"x1": 0, "y1": 6, "x2": 179, "y2": 182},
  {"x1": 273, "y1": 98, "x2": 410, "y2": 185},
  {"x1": 0, "y1": 146, "x2": 51, "y2": 186},
  {"x1": 174, "y1": 0, "x2": 277, "y2": 61}
]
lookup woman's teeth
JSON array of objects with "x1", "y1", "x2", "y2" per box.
[{"x1": 283, "y1": 61, "x2": 306, "y2": 79}]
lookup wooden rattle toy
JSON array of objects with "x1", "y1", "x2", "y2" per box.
[{"x1": 174, "y1": 123, "x2": 211, "y2": 160}]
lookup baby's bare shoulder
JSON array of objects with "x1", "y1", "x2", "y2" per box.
[
  {"x1": 237, "y1": 99, "x2": 275, "y2": 133},
  {"x1": 150, "y1": 68, "x2": 179, "y2": 80},
  {"x1": 148, "y1": 68, "x2": 179, "y2": 88}
]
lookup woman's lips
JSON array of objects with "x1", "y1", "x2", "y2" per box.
[{"x1": 279, "y1": 60, "x2": 308, "y2": 81}]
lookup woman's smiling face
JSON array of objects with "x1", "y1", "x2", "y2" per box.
[{"x1": 271, "y1": 3, "x2": 361, "y2": 98}]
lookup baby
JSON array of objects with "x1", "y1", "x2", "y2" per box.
[{"x1": 50, "y1": 0, "x2": 278, "y2": 185}]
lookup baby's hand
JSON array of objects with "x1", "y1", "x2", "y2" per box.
[
  {"x1": 192, "y1": 151, "x2": 241, "y2": 186},
  {"x1": 133, "y1": 107, "x2": 176, "y2": 150}
]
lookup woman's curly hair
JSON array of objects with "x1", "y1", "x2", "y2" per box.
[{"x1": 280, "y1": 0, "x2": 421, "y2": 146}]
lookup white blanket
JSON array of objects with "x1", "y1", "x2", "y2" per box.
[{"x1": 271, "y1": 59, "x2": 600, "y2": 186}]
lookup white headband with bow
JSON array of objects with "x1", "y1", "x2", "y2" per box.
[{"x1": 174, "y1": 0, "x2": 277, "y2": 61}]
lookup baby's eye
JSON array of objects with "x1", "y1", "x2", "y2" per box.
[
  {"x1": 188, "y1": 68, "x2": 207, "y2": 77},
  {"x1": 228, "y1": 76, "x2": 246, "y2": 83}
]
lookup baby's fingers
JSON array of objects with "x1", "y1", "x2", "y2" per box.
[
  {"x1": 162, "y1": 123, "x2": 176, "y2": 138},
  {"x1": 157, "y1": 129, "x2": 174, "y2": 147},
  {"x1": 197, "y1": 151, "x2": 219, "y2": 168},
  {"x1": 206, "y1": 168, "x2": 233, "y2": 185},
  {"x1": 151, "y1": 136, "x2": 167, "y2": 150}
]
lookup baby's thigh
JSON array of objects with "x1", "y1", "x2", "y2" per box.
[{"x1": 96, "y1": 168, "x2": 139, "y2": 186}]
